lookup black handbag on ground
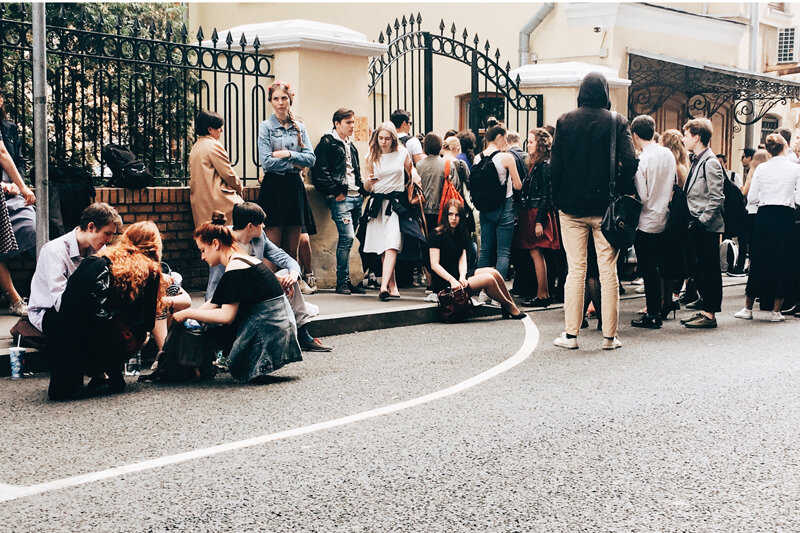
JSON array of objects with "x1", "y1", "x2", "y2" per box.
[
  {"x1": 601, "y1": 112, "x2": 642, "y2": 250},
  {"x1": 437, "y1": 286, "x2": 474, "y2": 323}
]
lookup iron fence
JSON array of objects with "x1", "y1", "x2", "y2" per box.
[
  {"x1": 0, "y1": 3, "x2": 273, "y2": 185},
  {"x1": 368, "y1": 14, "x2": 543, "y2": 140}
]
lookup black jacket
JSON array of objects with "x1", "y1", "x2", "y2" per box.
[
  {"x1": 311, "y1": 133, "x2": 364, "y2": 196},
  {"x1": 550, "y1": 72, "x2": 638, "y2": 217},
  {"x1": 521, "y1": 162, "x2": 553, "y2": 224}
]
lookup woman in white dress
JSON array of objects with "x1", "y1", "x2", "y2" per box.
[{"x1": 363, "y1": 122, "x2": 417, "y2": 300}]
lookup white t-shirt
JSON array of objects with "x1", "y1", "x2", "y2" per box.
[{"x1": 402, "y1": 135, "x2": 423, "y2": 162}]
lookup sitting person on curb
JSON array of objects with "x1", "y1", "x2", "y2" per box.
[
  {"x1": 174, "y1": 211, "x2": 303, "y2": 383},
  {"x1": 429, "y1": 198, "x2": 526, "y2": 319},
  {"x1": 206, "y1": 202, "x2": 331, "y2": 352},
  {"x1": 48, "y1": 221, "x2": 164, "y2": 400},
  {"x1": 28, "y1": 202, "x2": 122, "y2": 336}
]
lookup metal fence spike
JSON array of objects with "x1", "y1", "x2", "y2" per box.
[
  {"x1": 484, "y1": 40, "x2": 490, "y2": 52},
  {"x1": 196, "y1": 26, "x2": 205, "y2": 42},
  {"x1": 57, "y1": 4, "x2": 66, "y2": 20},
  {"x1": 165, "y1": 21, "x2": 173, "y2": 38},
  {"x1": 180, "y1": 23, "x2": 189, "y2": 42},
  {"x1": 394, "y1": 18, "x2": 400, "y2": 30},
  {"x1": 116, "y1": 14, "x2": 123, "y2": 30},
  {"x1": 149, "y1": 21, "x2": 157, "y2": 37},
  {"x1": 385, "y1": 24, "x2": 392, "y2": 37},
  {"x1": 416, "y1": 13, "x2": 421, "y2": 24},
  {"x1": 438, "y1": 19, "x2": 445, "y2": 33},
  {"x1": 495, "y1": 48, "x2": 501, "y2": 61},
  {"x1": 378, "y1": 31, "x2": 385, "y2": 44},
  {"x1": 0, "y1": 4, "x2": 6, "y2": 18},
  {"x1": 516, "y1": 73, "x2": 521, "y2": 85},
  {"x1": 505, "y1": 60, "x2": 511, "y2": 71},
  {"x1": 239, "y1": 32, "x2": 247, "y2": 47},
  {"x1": 132, "y1": 18, "x2": 141, "y2": 35},
  {"x1": 402, "y1": 15, "x2": 407, "y2": 28},
  {"x1": 451, "y1": 23, "x2": 457, "y2": 37},
  {"x1": 225, "y1": 31, "x2": 233, "y2": 45},
  {"x1": 473, "y1": 33, "x2": 479, "y2": 46},
  {"x1": 79, "y1": 6, "x2": 86, "y2": 24},
  {"x1": 409, "y1": 12, "x2": 415, "y2": 28},
  {"x1": 96, "y1": 11, "x2": 104, "y2": 29},
  {"x1": 253, "y1": 35, "x2": 261, "y2": 49},
  {"x1": 211, "y1": 28, "x2": 219, "y2": 44},
  {"x1": 462, "y1": 28, "x2": 469, "y2": 42}
]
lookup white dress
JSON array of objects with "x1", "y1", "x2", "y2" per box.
[{"x1": 363, "y1": 148, "x2": 408, "y2": 254}]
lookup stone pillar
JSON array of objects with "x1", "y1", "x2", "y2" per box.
[{"x1": 209, "y1": 20, "x2": 386, "y2": 287}]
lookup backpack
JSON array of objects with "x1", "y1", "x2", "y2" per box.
[
  {"x1": 101, "y1": 143, "x2": 154, "y2": 189},
  {"x1": 438, "y1": 160, "x2": 465, "y2": 224},
  {"x1": 698, "y1": 159, "x2": 747, "y2": 237},
  {"x1": 468, "y1": 151, "x2": 506, "y2": 212},
  {"x1": 138, "y1": 323, "x2": 217, "y2": 382}
]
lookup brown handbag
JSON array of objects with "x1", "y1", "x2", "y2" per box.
[{"x1": 437, "y1": 286, "x2": 474, "y2": 323}]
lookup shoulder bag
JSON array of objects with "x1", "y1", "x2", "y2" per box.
[
  {"x1": 601, "y1": 112, "x2": 642, "y2": 250},
  {"x1": 437, "y1": 285, "x2": 474, "y2": 323}
]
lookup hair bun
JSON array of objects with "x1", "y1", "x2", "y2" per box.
[{"x1": 210, "y1": 211, "x2": 227, "y2": 225}]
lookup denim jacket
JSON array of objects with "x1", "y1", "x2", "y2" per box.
[{"x1": 257, "y1": 114, "x2": 315, "y2": 174}]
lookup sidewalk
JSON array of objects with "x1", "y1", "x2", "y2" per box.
[{"x1": 0, "y1": 277, "x2": 748, "y2": 377}]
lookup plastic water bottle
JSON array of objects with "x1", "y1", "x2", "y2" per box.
[{"x1": 125, "y1": 351, "x2": 141, "y2": 376}]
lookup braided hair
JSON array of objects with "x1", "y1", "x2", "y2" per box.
[{"x1": 268, "y1": 81, "x2": 304, "y2": 148}]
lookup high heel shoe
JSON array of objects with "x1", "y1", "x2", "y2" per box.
[
  {"x1": 660, "y1": 300, "x2": 680, "y2": 320},
  {"x1": 501, "y1": 307, "x2": 527, "y2": 320}
]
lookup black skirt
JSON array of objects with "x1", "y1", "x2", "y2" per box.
[
  {"x1": 258, "y1": 171, "x2": 314, "y2": 229},
  {"x1": 746, "y1": 205, "x2": 795, "y2": 300}
]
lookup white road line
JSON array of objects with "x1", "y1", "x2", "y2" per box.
[{"x1": 0, "y1": 318, "x2": 539, "y2": 504}]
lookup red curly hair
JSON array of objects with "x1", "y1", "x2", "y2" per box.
[{"x1": 98, "y1": 221, "x2": 166, "y2": 312}]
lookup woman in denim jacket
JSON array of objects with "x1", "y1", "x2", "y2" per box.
[{"x1": 257, "y1": 81, "x2": 316, "y2": 260}]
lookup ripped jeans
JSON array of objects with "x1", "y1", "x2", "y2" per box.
[{"x1": 327, "y1": 195, "x2": 363, "y2": 286}]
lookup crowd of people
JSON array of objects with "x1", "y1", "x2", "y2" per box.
[{"x1": 4, "y1": 74, "x2": 799, "y2": 400}]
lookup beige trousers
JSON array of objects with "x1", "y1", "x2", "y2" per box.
[{"x1": 559, "y1": 213, "x2": 620, "y2": 338}]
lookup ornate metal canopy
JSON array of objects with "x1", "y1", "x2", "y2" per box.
[{"x1": 628, "y1": 50, "x2": 800, "y2": 127}]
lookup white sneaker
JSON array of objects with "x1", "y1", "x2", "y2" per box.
[
  {"x1": 305, "y1": 302, "x2": 320, "y2": 317},
  {"x1": 299, "y1": 278, "x2": 317, "y2": 295},
  {"x1": 771, "y1": 311, "x2": 786, "y2": 322},
  {"x1": 424, "y1": 292, "x2": 438, "y2": 303},
  {"x1": 734, "y1": 308, "x2": 753, "y2": 320},
  {"x1": 477, "y1": 291, "x2": 491, "y2": 304},
  {"x1": 601, "y1": 336, "x2": 622, "y2": 350},
  {"x1": 9, "y1": 298, "x2": 27, "y2": 317},
  {"x1": 553, "y1": 332, "x2": 578, "y2": 350}
]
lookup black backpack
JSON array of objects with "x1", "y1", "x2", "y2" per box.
[
  {"x1": 138, "y1": 324, "x2": 217, "y2": 383},
  {"x1": 101, "y1": 143, "x2": 153, "y2": 189},
  {"x1": 468, "y1": 151, "x2": 506, "y2": 212},
  {"x1": 697, "y1": 160, "x2": 747, "y2": 237}
]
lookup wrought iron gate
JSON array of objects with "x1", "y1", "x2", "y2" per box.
[{"x1": 368, "y1": 15, "x2": 542, "y2": 139}]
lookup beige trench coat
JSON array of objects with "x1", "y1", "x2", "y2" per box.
[{"x1": 188, "y1": 135, "x2": 244, "y2": 228}]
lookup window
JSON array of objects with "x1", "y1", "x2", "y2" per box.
[
  {"x1": 770, "y1": 2, "x2": 787, "y2": 12},
  {"x1": 778, "y1": 27, "x2": 796, "y2": 63},
  {"x1": 761, "y1": 117, "x2": 779, "y2": 145},
  {"x1": 458, "y1": 93, "x2": 505, "y2": 136}
]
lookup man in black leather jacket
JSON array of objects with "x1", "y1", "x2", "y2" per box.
[
  {"x1": 312, "y1": 108, "x2": 367, "y2": 294},
  {"x1": 550, "y1": 72, "x2": 638, "y2": 351}
]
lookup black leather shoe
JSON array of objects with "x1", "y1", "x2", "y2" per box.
[
  {"x1": 335, "y1": 283, "x2": 351, "y2": 295},
  {"x1": 631, "y1": 314, "x2": 662, "y2": 329},
  {"x1": 348, "y1": 282, "x2": 367, "y2": 294}
]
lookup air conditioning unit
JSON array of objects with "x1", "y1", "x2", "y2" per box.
[{"x1": 778, "y1": 27, "x2": 797, "y2": 63}]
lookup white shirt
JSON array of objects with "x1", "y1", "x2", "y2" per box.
[
  {"x1": 331, "y1": 128, "x2": 359, "y2": 195},
  {"x1": 403, "y1": 135, "x2": 423, "y2": 163},
  {"x1": 634, "y1": 142, "x2": 676, "y2": 234},
  {"x1": 28, "y1": 229, "x2": 97, "y2": 332},
  {"x1": 746, "y1": 155, "x2": 800, "y2": 211}
]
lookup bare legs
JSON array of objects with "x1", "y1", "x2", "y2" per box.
[
  {"x1": 265, "y1": 226, "x2": 302, "y2": 260},
  {"x1": 298, "y1": 232, "x2": 313, "y2": 276},
  {"x1": 380, "y1": 249, "x2": 399, "y2": 296},
  {"x1": 0, "y1": 261, "x2": 23, "y2": 304},
  {"x1": 467, "y1": 267, "x2": 521, "y2": 315},
  {"x1": 529, "y1": 248, "x2": 549, "y2": 299}
]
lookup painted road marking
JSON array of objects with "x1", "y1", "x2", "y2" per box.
[{"x1": 0, "y1": 318, "x2": 538, "y2": 503}]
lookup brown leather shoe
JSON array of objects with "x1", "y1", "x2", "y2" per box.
[
  {"x1": 300, "y1": 338, "x2": 332, "y2": 352},
  {"x1": 683, "y1": 314, "x2": 717, "y2": 329}
]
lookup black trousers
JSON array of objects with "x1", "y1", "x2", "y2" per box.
[
  {"x1": 634, "y1": 230, "x2": 666, "y2": 315},
  {"x1": 687, "y1": 222, "x2": 723, "y2": 313}
]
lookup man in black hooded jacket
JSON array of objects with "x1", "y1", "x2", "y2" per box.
[{"x1": 550, "y1": 72, "x2": 638, "y2": 351}]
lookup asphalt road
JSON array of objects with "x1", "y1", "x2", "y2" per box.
[{"x1": 1, "y1": 283, "x2": 799, "y2": 532}]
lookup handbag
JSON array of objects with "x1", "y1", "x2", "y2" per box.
[
  {"x1": 665, "y1": 176, "x2": 690, "y2": 236},
  {"x1": 601, "y1": 112, "x2": 642, "y2": 250},
  {"x1": 437, "y1": 285, "x2": 474, "y2": 323}
]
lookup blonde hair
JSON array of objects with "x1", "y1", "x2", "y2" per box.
[
  {"x1": 751, "y1": 149, "x2": 770, "y2": 170},
  {"x1": 367, "y1": 122, "x2": 399, "y2": 166},
  {"x1": 660, "y1": 129, "x2": 690, "y2": 187},
  {"x1": 269, "y1": 81, "x2": 304, "y2": 148},
  {"x1": 442, "y1": 136, "x2": 461, "y2": 153}
]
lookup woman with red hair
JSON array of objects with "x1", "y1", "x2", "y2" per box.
[{"x1": 47, "y1": 221, "x2": 164, "y2": 400}]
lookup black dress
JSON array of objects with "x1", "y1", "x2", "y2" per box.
[{"x1": 428, "y1": 230, "x2": 472, "y2": 293}]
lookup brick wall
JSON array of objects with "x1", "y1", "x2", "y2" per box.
[{"x1": 7, "y1": 186, "x2": 260, "y2": 296}]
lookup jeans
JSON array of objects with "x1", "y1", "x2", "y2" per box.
[
  {"x1": 477, "y1": 196, "x2": 515, "y2": 278},
  {"x1": 559, "y1": 212, "x2": 620, "y2": 338},
  {"x1": 327, "y1": 195, "x2": 363, "y2": 286}
]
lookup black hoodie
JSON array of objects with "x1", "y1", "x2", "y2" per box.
[{"x1": 550, "y1": 72, "x2": 638, "y2": 217}]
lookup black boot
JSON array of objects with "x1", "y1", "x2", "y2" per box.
[{"x1": 631, "y1": 314, "x2": 662, "y2": 329}]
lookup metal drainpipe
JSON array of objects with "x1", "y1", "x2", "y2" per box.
[
  {"x1": 744, "y1": 2, "x2": 759, "y2": 149},
  {"x1": 519, "y1": 2, "x2": 555, "y2": 66}
]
